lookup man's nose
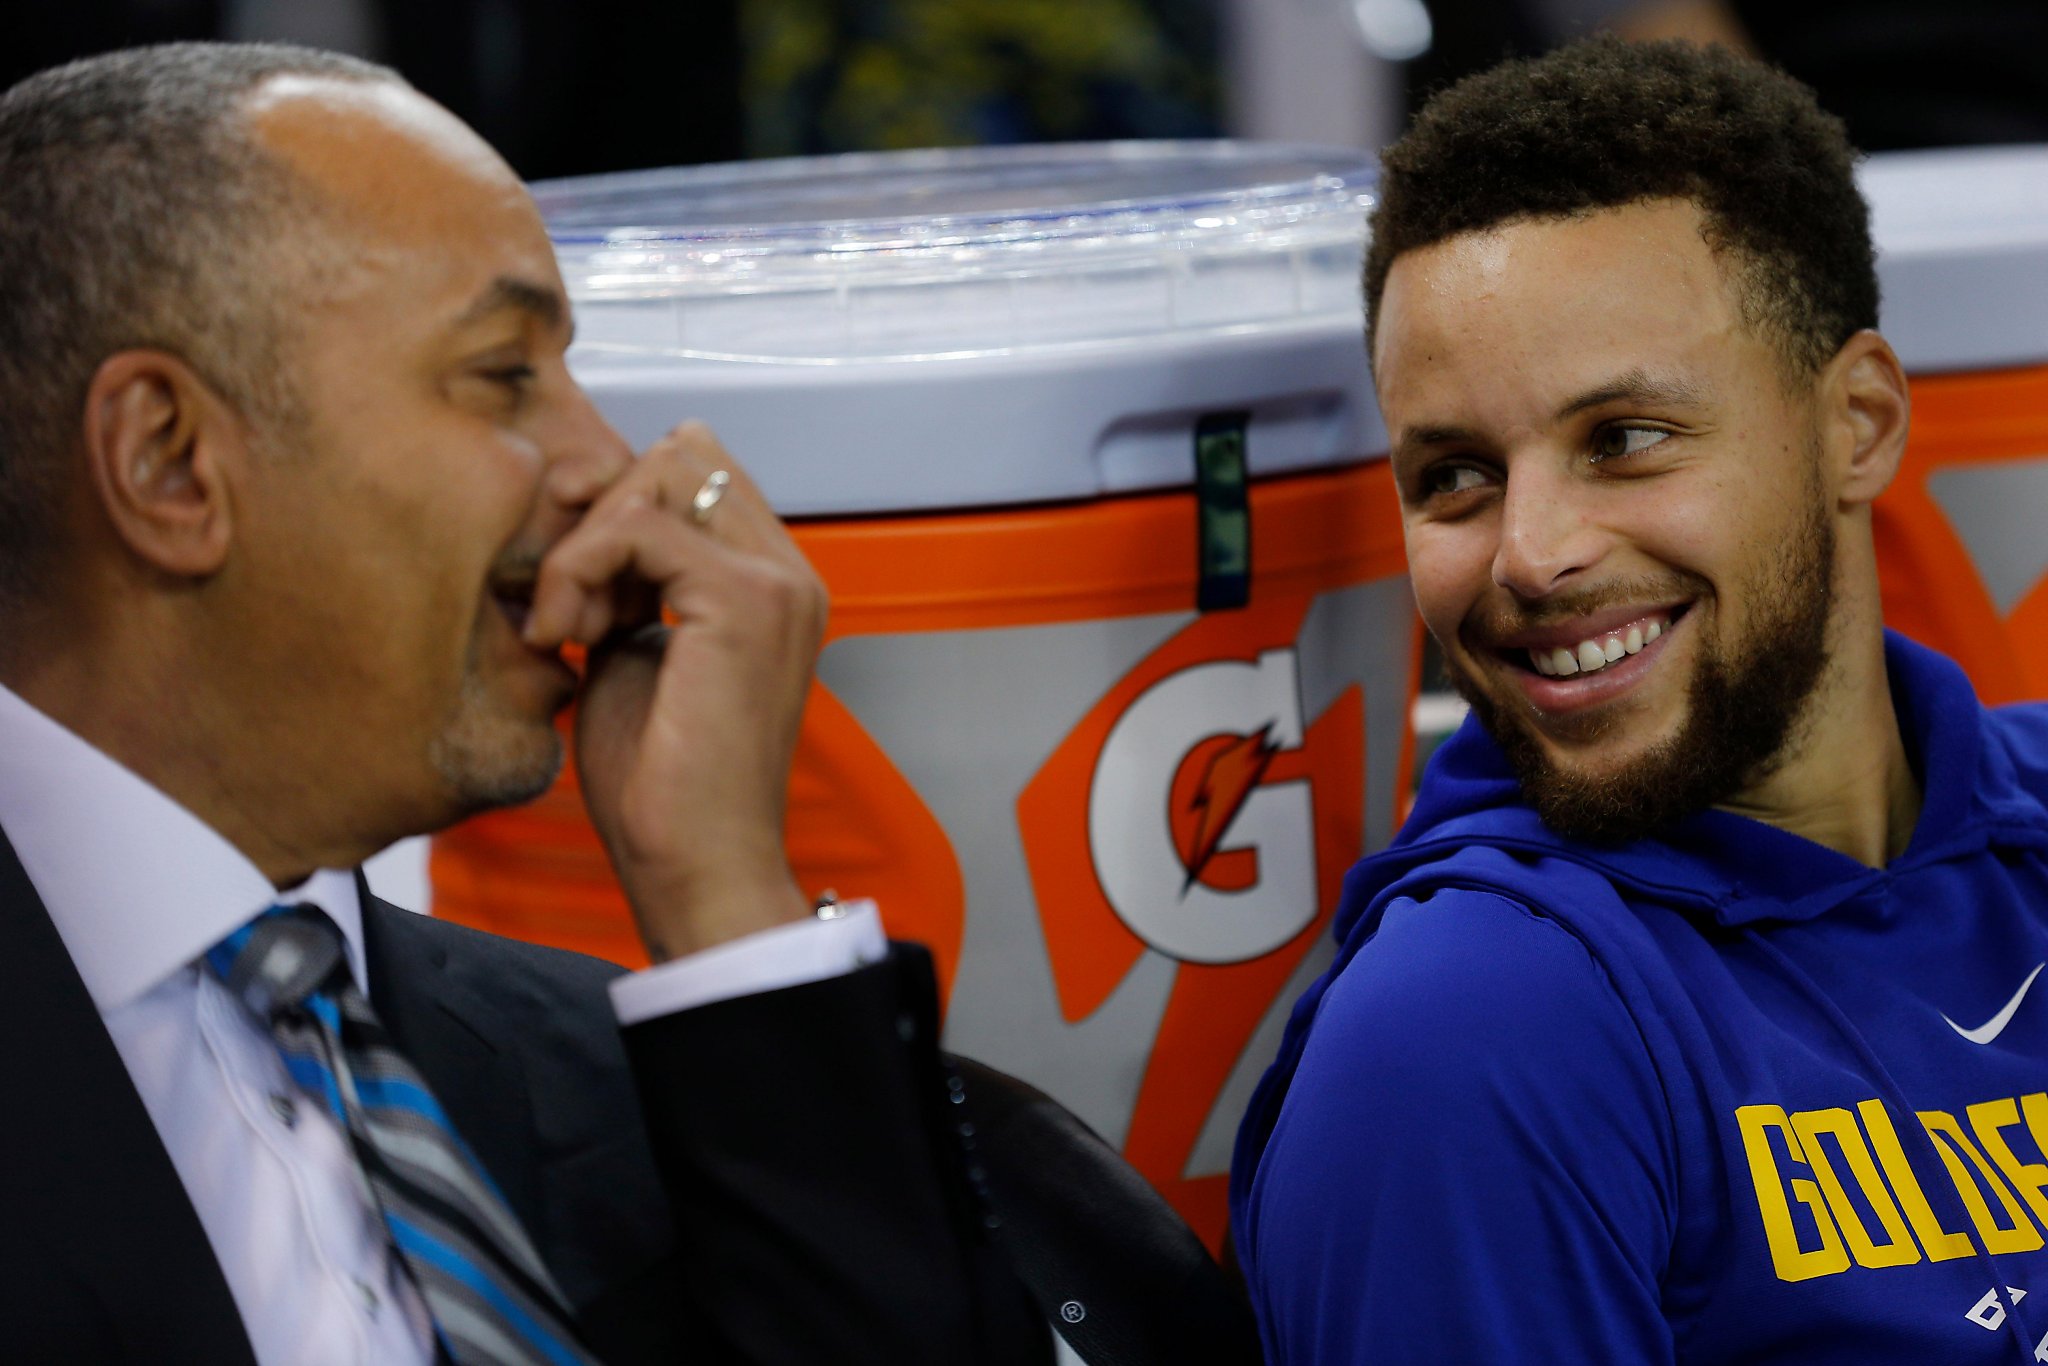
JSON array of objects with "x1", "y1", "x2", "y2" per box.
[
  {"x1": 539, "y1": 383, "x2": 633, "y2": 508},
  {"x1": 1490, "y1": 462, "x2": 1605, "y2": 599}
]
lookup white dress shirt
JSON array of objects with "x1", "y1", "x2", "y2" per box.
[{"x1": 0, "y1": 681, "x2": 883, "y2": 1365}]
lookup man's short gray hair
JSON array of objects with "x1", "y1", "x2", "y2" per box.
[{"x1": 0, "y1": 42, "x2": 406, "y2": 611}]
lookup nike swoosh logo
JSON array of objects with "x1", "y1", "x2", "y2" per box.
[{"x1": 1944, "y1": 962, "x2": 2046, "y2": 1045}]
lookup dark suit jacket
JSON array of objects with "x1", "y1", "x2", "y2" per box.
[{"x1": 0, "y1": 826, "x2": 1053, "y2": 1364}]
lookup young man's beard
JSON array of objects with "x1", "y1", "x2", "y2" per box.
[{"x1": 1451, "y1": 482, "x2": 1836, "y2": 846}]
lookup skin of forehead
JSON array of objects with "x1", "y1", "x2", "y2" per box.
[
  {"x1": 1373, "y1": 199, "x2": 1760, "y2": 430},
  {"x1": 241, "y1": 75, "x2": 530, "y2": 235},
  {"x1": 230, "y1": 73, "x2": 565, "y2": 366},
  {"x1": 236, "y1": 72, "x2": 562, "y2": 333}
]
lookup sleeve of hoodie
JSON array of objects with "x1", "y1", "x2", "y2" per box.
[{"x1": 1242, "y1": 888, "x2": 1677, "y2": 1366}]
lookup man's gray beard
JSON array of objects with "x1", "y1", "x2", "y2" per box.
[
  {"x1": 1449, "y1": 487, "x2": 1836, "y2": 846},
  {"x1": 427, "y1": 670, "x2": 566, "y2": 819}
]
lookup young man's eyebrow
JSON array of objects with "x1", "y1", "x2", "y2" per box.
[
  {"x1": 1555, "y1": 369, "x2": 1712, "y2": 420},
  {"x1": 1388, "y1": 371, "x2": 1713, "y2": 461},
  {"x1": 1389, "y1": 424, "x2": 1483, "y2": 461}
]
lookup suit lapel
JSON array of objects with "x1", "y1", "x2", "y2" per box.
[
  {"x1": 357, "y1": 883, "x2": 549, "y2": 1243},
  {"x1": 0, "y1": 828, "x2": 256, "y2": 1365}
]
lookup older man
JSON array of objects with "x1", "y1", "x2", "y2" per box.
[
  {"x1": 1232, "y1": 37, "x2": 2048, "y2": 1366},
  {"x1": 0, "y1": 42, "x2": 1266, "y2": 1366}
]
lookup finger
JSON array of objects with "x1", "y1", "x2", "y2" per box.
[
  {"x1": 526, "y1": 501, "x2": 717, "y2": 647},
  {"x1": 600, "y1": 423, "x2": 802, "y2": 565},
  {"x1": 526, "y1": 497, "x2": 821, "y2": 652},
  {"x1": 691, "y1": 454, "x2": 804, "y2": 565}
]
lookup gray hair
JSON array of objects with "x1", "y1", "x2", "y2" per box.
[{"x1": 0, "y1": 42, "x2": 406, "y2": 611}]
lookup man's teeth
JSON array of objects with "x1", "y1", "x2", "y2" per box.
[{"x1": 1530, "y1": 619, "x2": 1663, "y2": 678}]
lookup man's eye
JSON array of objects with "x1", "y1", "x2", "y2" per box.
[
  {"x1": 1423, "y1": 463, "x2": 1490, "y2": 497},
  {"x1": 487, "y1": 365, "x2": 537, "y2": 391},
  {"x1": 1592, "y1": 425, "x2": 1669, "y2": 461}
]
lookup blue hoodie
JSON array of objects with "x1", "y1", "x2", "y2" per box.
[{"x1": 1231, "y1": 632, "x2": 2048, "y2": 1363}]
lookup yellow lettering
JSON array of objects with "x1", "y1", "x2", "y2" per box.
[
  {"x1": 2026, "y1": 1094, "x2": 2048, "y2": 1149},
  {"x1": 1738, "y1": 1104, "x2": 1850, "y2": 1281},
  {"x1": 1920, "y1": 1109, "x2": 2045, "y2": 1255},
  {"x1": 1790, "y1": 1108, "x2": 1920, "y2": 1268},
  {"x1": 1858, "y1": 1099, "x2": 1974, "y2": 1261},
  {"x1": 2022, "y1": 1095, "x2": 2048, "y2": 1204},
  {"x1": 1970, "y1": 1096, "x2": 2048, "y2": 1230}
]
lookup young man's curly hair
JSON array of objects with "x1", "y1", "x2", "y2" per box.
[{"x1": 1364, "y1": 37, "x2": 1878, "y2": 377}]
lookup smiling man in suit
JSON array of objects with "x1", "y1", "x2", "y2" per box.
[{"x1": 0, "y1": 42, "x2": 1071, "y2": 1366}]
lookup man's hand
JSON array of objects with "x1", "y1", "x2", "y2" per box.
[{"x1": 524, "y1": 422, "x2": 823, "y2": 960}]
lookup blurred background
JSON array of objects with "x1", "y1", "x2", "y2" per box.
[{"x1": 7, "y1": 0, "x2": 2045, "y2": 184}]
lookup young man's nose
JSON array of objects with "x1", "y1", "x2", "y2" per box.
[{"x1": 1490, "y1": 465, "x2": 1606, "y2": 600}]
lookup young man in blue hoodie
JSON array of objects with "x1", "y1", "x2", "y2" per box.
[{"x1": 1230, "y1": 36, "x2": 2048, "y2": 1365}]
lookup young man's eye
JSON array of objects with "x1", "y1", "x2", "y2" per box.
[
  {"x1": 1423, "y1": 463, "x2": 1490, "y2": 497},
  {"x1": 1592, "y1": 425, "x2": 1669, "y2": 461},
  {"x1": 487, "y1": 365, "x2": 537, "y2": 391}
]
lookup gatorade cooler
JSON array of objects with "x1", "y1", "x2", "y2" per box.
[
  {"x1": 1863, "y1": 145, "x2": 2048, "y2": 704},
  {"x1": 429, "y1": 143, "x2": 1419, "y2": 1247}
]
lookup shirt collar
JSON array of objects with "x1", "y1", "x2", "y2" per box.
[{"x1": 0, "y1": 682, "x2": 370, "y2": 1010}]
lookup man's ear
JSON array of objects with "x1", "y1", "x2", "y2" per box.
[
  {"x1": 1818, "y1": 330, "x2": 1911, "y2": 509},
  {"x1": 81, "y1": 350, "x2": 246, "y2": 579}
]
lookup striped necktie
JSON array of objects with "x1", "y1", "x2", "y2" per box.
[{"x1": 206, "y1": 904, "x2": 598, "y2": 1366}]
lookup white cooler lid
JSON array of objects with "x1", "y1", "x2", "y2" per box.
[
  {"x1": 536, "y1": 141, "x2": 1376, "y2": 364},
  {"x1": 1862, "y1": 145, "x2": 2048, "y2": 373}
]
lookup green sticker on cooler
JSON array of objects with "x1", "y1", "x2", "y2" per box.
[{"x1": 1195, "y1": 412, "x2": 1251, "y2": 611}]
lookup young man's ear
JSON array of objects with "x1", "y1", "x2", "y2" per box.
[
  {"x1": 81, "y1": 350, "x2": 247, "y2": 580},
  {"x1": 1819, "y1": 329, "x2": 1911, "y2": 508}
]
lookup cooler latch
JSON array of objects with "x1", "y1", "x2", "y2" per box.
[{"x1": 1195, "y1": 411, "x2": 1252, "y2": 611}]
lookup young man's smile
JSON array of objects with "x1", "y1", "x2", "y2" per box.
[{"x1": 1509, "y1": 607, "x2": 1674, "y2": 681}]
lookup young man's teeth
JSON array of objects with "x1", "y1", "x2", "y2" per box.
[{"x1": 1529, "y1": 618, "x2": 1667, "y2": 678}]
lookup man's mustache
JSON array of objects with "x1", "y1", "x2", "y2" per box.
[{"x1": 1462, "y1": 570, "x2": 1711, "y2": 644}]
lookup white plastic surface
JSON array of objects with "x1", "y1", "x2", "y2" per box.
[
  {"x1": 540, "y1": 142, "x2": 1382, "y2": 514},
  {"x1": 577, "y1": 322, "x2": 1380, "y2": 517},
  {"x1": 1862, "y1": 145, "x2": 2048, "y2": 373}
]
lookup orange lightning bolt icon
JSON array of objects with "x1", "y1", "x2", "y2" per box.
[{"x1": 1182, "y1": 722, "x2": 1281, "y2": 894}]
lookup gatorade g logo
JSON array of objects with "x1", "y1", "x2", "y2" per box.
[
  {"x1": 1017, "y1": 602, "x2": 1363, "y2": 1026},
  {"x1": 1087, "y1": 649, "x2": 1316, "y2": 963}
]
